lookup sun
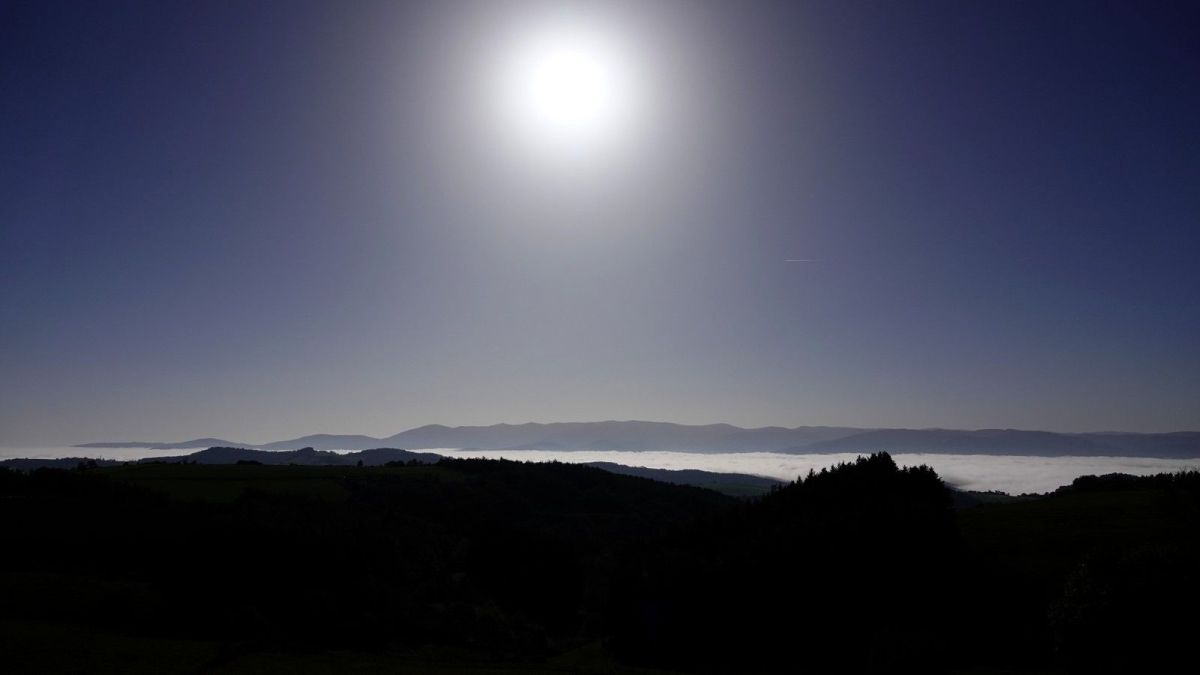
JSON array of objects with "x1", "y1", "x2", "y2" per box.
[{"x1": 489, "y1": 13, "x2": 645, "y2": 168}]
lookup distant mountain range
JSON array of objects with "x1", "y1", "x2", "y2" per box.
[
  {"x1": 76, "y1": 437, "x2": 251, "y2": 450},
  {"x1": 76, "y1": 421, "x2": 1200, "y2": 458},
  {"x1": 800, "y1": 428, "x2": 1200, "y2": 457}
]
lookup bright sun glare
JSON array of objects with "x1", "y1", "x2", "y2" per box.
[{"x1": 490, "y1": 14, "x2": 645, "y2": 168}]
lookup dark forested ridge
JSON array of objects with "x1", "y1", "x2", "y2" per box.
[
  {"x1": 0, "y1": 446, "x2": 785, "y2": 497},
  {"x1": 148, "y1": 445, "x2": 445, "y2": 466},
  {"x1": 2, "y1": 455, "x2": 1197, "y2": 674},
  {"x1": 581, "y1": 460, "x2": 782, "y2": 497}
]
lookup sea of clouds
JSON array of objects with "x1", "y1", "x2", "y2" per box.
[
  {"x1": 440, "y1": 449, "x2": 1200, "y2": 495},
  {"x1": 4, "y1": 446, "x2": 1197, "y2": 495}
]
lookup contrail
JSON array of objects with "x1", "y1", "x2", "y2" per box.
[{"x1": 785, "y1": 259, "x2": 816, "y2": 262}]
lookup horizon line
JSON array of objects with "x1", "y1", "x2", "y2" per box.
[{"x1": 49, "y1": 419, "x2": 1200, "y2": 448}]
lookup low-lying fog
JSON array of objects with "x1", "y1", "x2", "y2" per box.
[
  {"x1": 440, "y1": 449, "x2": 1200, "y2": 495},
  {"x1": 4, "y1": 447, "x2": 1197, "y2": 495}
]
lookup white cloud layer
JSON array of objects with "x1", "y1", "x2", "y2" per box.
[
  {"x1": 5, "y1": 446, "x2": 1196, "y2": 495},
  {"x1": 441, "y1": 449, "x2": 1200, "y2": 494}
]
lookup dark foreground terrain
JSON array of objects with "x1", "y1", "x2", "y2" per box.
[{"x1": 2, "y1": 454, "x2": 1197, "y2": 674}]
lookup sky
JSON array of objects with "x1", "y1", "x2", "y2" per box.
[{"x1": 2, "y1": 0, "x2": 1198, "y2": 445}]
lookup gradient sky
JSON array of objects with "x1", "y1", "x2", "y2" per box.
[{"x1": 2, "y1": 0, "x2": 1198, "y2": 445}]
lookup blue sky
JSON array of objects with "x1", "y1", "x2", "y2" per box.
[{"x1": 2, "y1": 1, "x2": 1197, "y2": 444}]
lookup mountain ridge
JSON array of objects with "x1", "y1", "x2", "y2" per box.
[
  {"x1": 75, "y1": 421, "x2": 1200, "y2": 458},
  {"x1": 2, "y1": 446, "x2": 784, "y2": 497}
]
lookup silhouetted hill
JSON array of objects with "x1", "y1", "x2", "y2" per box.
[
  {"x1": 3, "y1": 454, "x2": 1197, "y2": 673},
  {"x1": 611, "y1": 453, "x2": 961, "y2": 672},
  {"x1": 148, "y1": 446, "x2": 443, "y2": 466},
  {"x1": 1, "y1": 456, "x2": 734, "y2": 671},
  {"x1": 582, "y1": 461, "x2": 781, "y2": 496},
  {"x1": 3, "y1": 448, "x2": 781, "y2": 496},
  {"x1": 0, "y1": 457, "x2": 123, "y2": 471},
  {"x1": 957, "y1": 467, "x2": 1200, "y2": 673}
]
